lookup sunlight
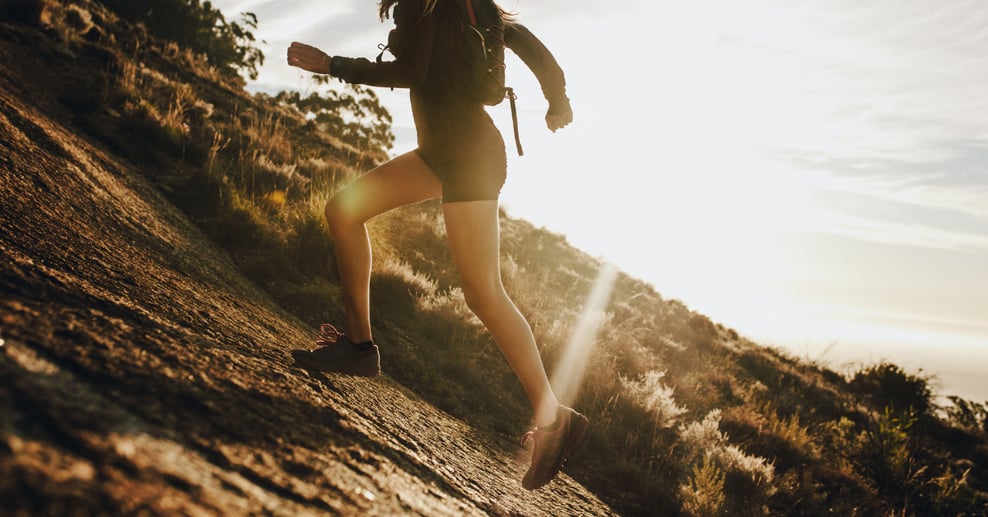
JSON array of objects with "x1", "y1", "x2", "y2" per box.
[
  {"x1": 208, "y1": 0, "x2": 988, "y2": 407},
  {"x1": 497, "y1": 1, "x2": 840, "y2": 312},
  {"x1": 550, "y1": 261, "x2": 619, "y2": 407}
]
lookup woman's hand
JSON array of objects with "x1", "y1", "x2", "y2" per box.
[
  {"x1": 546, "y1": 106, "x2": 573, "y2": 133},
  {"x1": 287, "y1": 42, "x2": 333, "y2": 75}
]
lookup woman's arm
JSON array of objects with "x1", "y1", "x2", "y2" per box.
[
  {"x1": 288, "y1": 0, "x2": 434, "y2": 89},
  {"x1": 504, "y1": 23, "x2": 573, "y2": 131},
  {"x1": 286, "y1": 41, "x2": 334, "y2": 74}
]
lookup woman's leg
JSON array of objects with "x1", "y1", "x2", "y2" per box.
[
  {"x1": 443, "y1": 200, "x2": 560, "y2": 428},
  {"x1": 324, "y1": 151, "x2": 442, "y2": 343}
]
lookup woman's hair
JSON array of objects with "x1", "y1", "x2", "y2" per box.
[
  {"x1": 378, "y1": 0, "x2": 438, "y2": 20},
  {"x1": 378, "y1": 0, "x2": 512, "y2": 21}
]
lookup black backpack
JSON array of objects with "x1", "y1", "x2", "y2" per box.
[
  {"x1": 453, "y1": 0, "x2": 507, "y2": 106},
  {"x1": 452, "y1": 0, "x2": 524, "y2": 155},
  {"x1": 377, "y1": 0, "x2": 525, "y2": 155}
]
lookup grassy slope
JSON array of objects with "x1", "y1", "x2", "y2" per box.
[
  {"x1": 3, "y1": 1, "x2": 987, "y2": 515},
  {"x1": 0, "y1": 4, "x2": 617, "y2": 516}
]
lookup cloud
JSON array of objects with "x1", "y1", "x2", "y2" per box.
[
  {"x1": 708, "y1": 0, "x2": 988, "y2": 160},
  {"x1": 762, "y1": 140, "x2": 988, "y2": 252},
  {"x1": 710, "y1": 0, "x2": 988, "y2": 251},
  {"x1": 811, "y1": 208, "x2": 988, "y2": 252},
  {"x1": 796, "y1": 175, "x2": 988, "y2": 252},
  {"x1": 768, "y1": 137, "x2": 988, "y2": 216}
]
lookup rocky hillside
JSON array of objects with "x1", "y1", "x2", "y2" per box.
[{"x1": 0, "y1": 12, "x2": 613, "y2": 517}]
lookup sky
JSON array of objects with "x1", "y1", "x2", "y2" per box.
[{"x1": 211, "y1": 0, "x2": 988, "y2": 402}]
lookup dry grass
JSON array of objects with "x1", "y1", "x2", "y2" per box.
[{"x1": 40, "y1": 1, "x2": 97, "y2": 46}]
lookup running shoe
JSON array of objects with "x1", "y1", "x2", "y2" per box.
[
  {"x1": 520, "y1": 405, "x2": 589, "y2": 490},
  {"x1": 291, "y1": 324, "x2": 380, "y2": 377}
]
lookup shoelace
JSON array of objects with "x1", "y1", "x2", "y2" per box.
[
  {"x1": 520, "y1": 412, "x2": 567, "y2": 447},
  {"x1": 520, "y1": 429, "x2": 538, "y2": 447},
  {"x1": 316, "y1": 323, "x2": 344, "y2": 346}
]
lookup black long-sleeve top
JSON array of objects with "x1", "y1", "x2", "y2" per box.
[{"x1": 330, "y1": 0, "x2": 569, "y2": 158}]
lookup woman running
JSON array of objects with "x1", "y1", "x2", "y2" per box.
[{"x1": 287, "y1": 0, "x2": 585, "y2": 490}]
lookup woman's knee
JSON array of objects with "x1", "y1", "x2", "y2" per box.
[
  {"x1": 324, "y1": 191, "x2": 364, "y2": 232},
  {"x1": 461, "y1": 281, "x2": 509, "y2": 318}
]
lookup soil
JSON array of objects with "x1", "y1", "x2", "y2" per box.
[{"x1": 0, "y1": 45, "x2": 616, "y2": 517}]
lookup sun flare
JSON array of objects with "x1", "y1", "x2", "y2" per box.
[{"x1": 549, "y1": 262, "x2": 619, "y2": 407}]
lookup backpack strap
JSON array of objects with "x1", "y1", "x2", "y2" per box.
[
  {"x1": 507, "y1": 87, "x2": 524, "y2": 156},
  {"x1": 464, "y1": 0, "x2": 478, "y2": 24},
  {"x1": 461, "y1": 0, "x2": 523, "y2": 156}
]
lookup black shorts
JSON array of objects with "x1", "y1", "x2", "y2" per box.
[{"x1": 416, "y1": 145, "x2": 507, "y2": 203}]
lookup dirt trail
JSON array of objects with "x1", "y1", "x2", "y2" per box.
[{"x1": 0, "y1": 68, "x2": 615, "y2": 515}]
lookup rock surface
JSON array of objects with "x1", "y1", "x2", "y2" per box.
[{"x1": 0, "y1": 62, "x2": 615, "y2": 516}]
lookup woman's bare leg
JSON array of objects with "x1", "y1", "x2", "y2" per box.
[
  {"x1": 324, "y1": 151, "x2": 442, "y2": 343},
  {"x1": 443, "y1": 200, "x2": 560, "y2": 428}
]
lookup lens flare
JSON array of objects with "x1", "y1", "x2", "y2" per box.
[{"x1": 550, "y1": 261, "x2": 619, "y2": 406}]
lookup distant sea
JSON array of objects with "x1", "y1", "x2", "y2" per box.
[{"x1": 763, "y1": 335, "x2": 988, "y2": 405}]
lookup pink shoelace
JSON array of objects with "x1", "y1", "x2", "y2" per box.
[
  {"x1": 315, "y1": 323, "x2": 344, "y2": 346},
  {"x1": 521, "y1": 411, "x2": 566, "y2": 446},
  {"x1": 520, "y1": 429, "x2": 538, "y2": 447}
]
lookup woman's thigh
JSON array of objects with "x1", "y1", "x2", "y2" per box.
[
  {"x1": 443, "y1": 200, "x2": 503, "y2": 296},
  {"x1": 328, "y1": 151, "x2": 443, "y2": 224}
]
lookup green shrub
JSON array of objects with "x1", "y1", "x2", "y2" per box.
[
  {"x1": 678, "y1": 410, "x2": 776, "y2": 514},
  {"x1": 944, "y1": 397, "x2": 988, "y2": 434},
  {"x1": 849, "y1": 363, "x2": 934, "y2": 418},
  {"x1": 680, "y1": 457, "x2": 726, "y2": 517},
  {"x1": 853, "y1": 408, "x2": 921, "y2": 500}
]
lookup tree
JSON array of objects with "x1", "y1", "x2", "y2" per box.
[
  {"x1": 99, "y1": 0, "x2": 264, "y2": 79},
  {"x1": 276, "y1": 84, "x2": 395, "y2": 154}
]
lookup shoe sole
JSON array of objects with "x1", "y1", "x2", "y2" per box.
[{"x1": 290, "y1": 349, "x2": 381, "y2": 377}]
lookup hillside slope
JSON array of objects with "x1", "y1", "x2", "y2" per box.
[
  {"x1": 4, "y1": 1, "x2": 988, "y2": 515},
  {"x1": 0, "y1": 47, "x2": 615, "y2": 516}
]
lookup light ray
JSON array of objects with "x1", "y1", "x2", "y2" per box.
[{"x1": 550, "y1": 262, "x2": 619, "y2": 407}]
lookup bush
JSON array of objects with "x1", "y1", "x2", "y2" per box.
[
  {"x1": 944, "y1": 397, "x2": 988, "y2": 434},
  {"x1": 849, "y1": 363, "x2": 934, "y2": 418},
  {"x1": 680, "y1": 457, "x2": 726, "y2": 517},
  {"x1": 621, "y1": 370, "x2": 686, "y2": 430},
  {"x1": 678, "y1": 410, "x2": 776, "y2": 514},
  {"x1": 853, "y1": 407, "x2": 920, "y2": 498}
]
